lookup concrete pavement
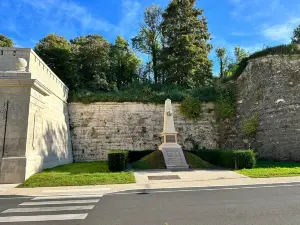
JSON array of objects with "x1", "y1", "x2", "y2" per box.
[{"x1": 0, "y1": 169, "x2": 300, "y2": 197}]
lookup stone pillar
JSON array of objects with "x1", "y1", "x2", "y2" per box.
[{"x1": 0, "y1": 79, "x2": 31, "y2": 183}]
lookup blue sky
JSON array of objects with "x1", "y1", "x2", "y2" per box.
[{"x1": 1, "y1": 0, "x2": 300, "y2": 73}]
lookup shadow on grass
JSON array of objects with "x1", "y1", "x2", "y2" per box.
[
  {"x1": 42, "y1": 162, "x2": 112, "y2": 174},
  {"x1": 255, "y1": 161, "x2": 300, "y2": 168}
]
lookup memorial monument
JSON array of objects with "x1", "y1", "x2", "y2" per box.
[{"x1": 159, "y1": 99, "x2": 189, "y2": 169}]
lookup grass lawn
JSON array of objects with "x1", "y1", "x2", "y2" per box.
[
  {"x1": 132, "y1": 151, "x2": 166, "y2": 170},
  {"x1": 19, "y1": 162, "x2": 135, "y2": 188},
  {"x1": 183, "y1": 151, "x2": 215, "y2": 169},
  {"x1": 132, "y1": 150, "x2": 215, "y2": 170},
  {"x1": 236, "y1": 161, "x2": 300, "y2": 178}
]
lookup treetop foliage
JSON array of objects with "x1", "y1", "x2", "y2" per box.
[{"x1": 0, "y1": 34, "x2": 13, "y2": 47}]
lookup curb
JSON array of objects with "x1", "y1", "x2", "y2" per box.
[{"x1": 108, "y1": 181, "x2": 300, "y2": 195}]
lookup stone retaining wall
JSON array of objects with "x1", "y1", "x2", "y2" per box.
[
  {"x1": 226, "y1": 55, "x2": 300, "y2": 161},
  {"x1": 69, "y1": 102, "x2": 218, "y2": 161}
]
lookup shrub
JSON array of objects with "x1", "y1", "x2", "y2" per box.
[
  {"x1": 69, "y1": 84, "x2": 221, "y2": 104},
  {"x1": 127, "y1": 150, "x2": 155, "y2": 163},
  {"x1": 180, "y1": 95, "x2": 203, "y2": 120},
  {"x1": 108, "y1": 150, "x2": 128, "y2": 172},
  {"x1": 242, "y1": 114, "x2": 258, "y2": 136},
  {"x1": 234, "y1": 150, "x2": 256, "y2": 169},
  {"x1": 195, "y1": 149, "x2": 256, "y2": 169}
]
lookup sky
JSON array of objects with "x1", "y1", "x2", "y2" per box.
[{"x1": 1, "y1": 0, "x2": 300, "y2": 74}]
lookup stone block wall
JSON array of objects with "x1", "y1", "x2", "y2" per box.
[
  {"x1": 0, "y1": 47, "x2": 72, "y2": 183},
  {"x1": 226, "y1": 55, "x2": 300, "y2": 161},
  {"x1": 69, "y1": 102, "x2": 218, "y2": 162}
]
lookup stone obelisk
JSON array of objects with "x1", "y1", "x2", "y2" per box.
[{"x1": 159, "y1": 99, "x2": 189, "y2": 169}]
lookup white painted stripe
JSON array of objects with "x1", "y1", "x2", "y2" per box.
[
  {"x1": 32, "y1": 195, "x2": 103, "y2": 200},
  {"x1": 20, "y1": 199, "x2": 99, "y2": 206},
  {"x1": 2, "y1": 205, "x2": 94, "y2": 213},
  {"x1": 42, "y1": 188, "x2": 110, "y2": 193},
  {"x1": 0, "y1": 214, "x2": 88, "y2": 222}
]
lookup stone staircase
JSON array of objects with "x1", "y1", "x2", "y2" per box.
[{"x1": 161, "y1": 148, "x2": 189, "y2": 170}]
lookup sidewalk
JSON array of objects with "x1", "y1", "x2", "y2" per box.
[{"x1": 1, "y1": 170, "x2": 300, "y2": 197}]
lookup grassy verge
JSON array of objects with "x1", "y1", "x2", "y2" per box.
[
  {"x1": 236, "y1": 161, "x2": 300, "y2": 178},
  {"x1": 19, "y1": 162, "x2": 135, "y2": 188}
]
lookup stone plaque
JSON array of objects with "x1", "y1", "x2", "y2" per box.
[
  {"x1": 166, "y1": 135, "x2": 176, "y2": 143},
  {"x1": 148, "y1": 175, "x2": 180, "y2": 180}
]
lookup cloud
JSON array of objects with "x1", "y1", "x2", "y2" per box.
[
  {"x1": 261, "y1": 17, "x2": 300, "y2": 43},
  {"x1": 230, "y1": 0, "x2": 283, "y2": 21},
  {"x1": 230, "y1": 32, "x2": 258, "y2": 37},
  {"x1": 119, "y1": 0, "x2": 142, "y2": 37},
  {"x1": 1, "y1": 0, "x2": 142, "y2": 42}
]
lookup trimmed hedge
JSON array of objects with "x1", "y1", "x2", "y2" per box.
[
  {"x1": 108, "y1": 150, "x2": 128, "y2": 172},
  {"x1": 127, "y1": 150, "x2": 155, "y2": 163},
  {"x1": 195, "y1": 149, "x2": 256, "y2": 169}
]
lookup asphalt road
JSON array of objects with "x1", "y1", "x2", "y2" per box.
[{"x1": 1, "y1": 185, "x2": 300, "y2": 225}]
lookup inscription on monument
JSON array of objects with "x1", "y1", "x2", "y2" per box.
[{"x1": 166, "y1": 135, "x2": 176, "y2": 143}]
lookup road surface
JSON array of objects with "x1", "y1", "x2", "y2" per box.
[{"x1": 1, "y1": 184, "x2": 300, "y2": 224}]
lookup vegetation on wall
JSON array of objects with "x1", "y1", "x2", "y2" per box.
[
  {"x1": 179, "y1": 96, "x2": 203, "y2": 120},
  {"x1": 216, "y1": 83, "x2": 236, "y2": 119},
  {"x1": 69, "y1": 83, "x2": 219, "y2": 104},
  {"x1": 242, "y1": 114, "x2": 259, "y2": 136},
  {"x1": 230, "y1": 44, "x2": 300, "y2": 80}
]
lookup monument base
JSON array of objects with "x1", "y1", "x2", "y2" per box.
[{"x1": 159, "y1": 143, "x2": 189, "y2": 170}]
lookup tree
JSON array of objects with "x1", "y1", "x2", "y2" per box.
[
  {"x1": 291, "y1": 24, "x2": 300, "y2": 44},
  {"x1": 132, "y1": 4, "x2": 163, "y2": 83},
  {"x1": 234, "y1": 46, "x2": 248, "y2": 63},
  {"x1": 160, "y1": 0, "x2": 212, "y2": 86},
  {"x1": 0, "y1": 34, "x2": 13, "y2": 47},
  {"x1": 109, "y1": 35, "x2": 141, "y2": 89},
  {"x1": 215, "y1": 47, "x2": 229, "y2": 78},
  {"x1": 225, "y1": 46, "x2": 248, "y2": 78},
  {"x1": 70, "y1": 35, "x2": 110, "y2": 91},
  {"x1": 34, "y1": 34, "x2": 73, "y2": 88}
]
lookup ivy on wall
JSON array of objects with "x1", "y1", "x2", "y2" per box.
[{"x1": 242, "y1": 114, "x2": 258, "y2": 136}]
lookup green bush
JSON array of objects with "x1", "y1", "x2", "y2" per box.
[
  {"x1": 195, "y1": 149, "x2": 256, "y2": 169},
  {"x1": 108, "y1": 150, "x2": 128, "y2": 172},
  {"x1": 234, "y1": 150, "x2": 256, "y2": 169},
  {"x1": 127, "y1": 150, "x2": 155, "y2": 163},
  {"x1": 180, "y1": 95, "x2": 203, "y2": 120}
]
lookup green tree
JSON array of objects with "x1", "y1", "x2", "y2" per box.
[
  {"x1": 291, "y1": 24, "x2": 300, "y2": 44},
  {"x1": 34, "y1": 34, "x2": 74, "y2": 88},
  {"x1": 215, "y1": 47, "x2": 229, "y2": 78},
  {"x1": 132, "y1": 4, "x2": 162, "y2": 83},
  {"x1": 109, "y1": 35, "x2": 141, "y2": 89},
  {"x1": 0, "y1": 34, "x2": 13, "y2": 47},
  {"x1": 234, "y1": 46, "x2": 248, "y2": 63},
  {"x1": 70, "y1": 35, "x2": 110, "y2": 91},
  {"x1": 160, "y1": 0, "x2": 212, "y2": 86}
]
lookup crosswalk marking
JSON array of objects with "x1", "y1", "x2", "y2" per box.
[
  {"x1": 32, "y1": 195, "x2": 103, "y2": 200},
  {"x1": 20, "y1": 199, "x2": 100, "y2": 206},
  {"x1": 0, "y1": 214, "x2": 88, "y2": 222},
  {"x1": 42, "y1": 188, "x2": 110, "y2": 193},
  {"x1": 2, "y1": 205, "x2": 95, "y2": 213}
]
